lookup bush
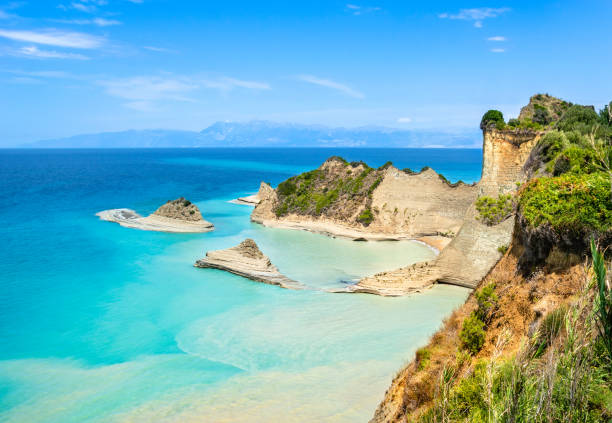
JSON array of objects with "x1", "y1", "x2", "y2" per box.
[
  {"x1": 416, "y1": 347, "x2": 432, "y2": 371},
  {"x1": 497, "y1": 244, "x2": 508, "y2": 254},
  {"x1": 556, "y1": 105, "x2": 600, "y2": 134},
  {"x1": 519, "y1": 172, "x2": 612, "y2": 233},
  {"x1": 533, "y1": 103, "x2": 552, "y2": 125},
  {"x1": 460, "y1": 313, "x2": 486, "y2": 355},
  {"x1": 277, "y1": 179, "x2": 297, "y2": 196},
  {"x1": 357, "y1": 207, "x2": 374, "y2": 226},
  {"x1": 475, "y1": 194, "x2": 514, "y2": 225},
  {"x1": 475, "y1": 283, "x2": 498, "y2": 324},
  {"x1": 480, "y1": 110, "x2": 505, "y2": 130}
]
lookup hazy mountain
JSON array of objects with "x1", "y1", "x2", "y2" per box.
[{"x1": 24, "y1": 121, "x2": 480, "y2": 148}]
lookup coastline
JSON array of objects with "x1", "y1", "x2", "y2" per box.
[{"x1": 253, "y1": 216, "x2": 452, "y2": 248}]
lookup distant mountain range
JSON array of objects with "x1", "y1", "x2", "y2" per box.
[{"x1": 24, "y1": 121, "x2": 481, "y2": 148}]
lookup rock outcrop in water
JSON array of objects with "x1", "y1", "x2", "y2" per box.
[
  {"x1": 97, "y1": 197, "x2": 214, "y2": 233},
  {"x1": 194, "y1": 239, "x2": 304, "y2": 289}
]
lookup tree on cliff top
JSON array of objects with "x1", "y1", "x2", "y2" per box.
[{"x1": 480, "y1": 110, "x2": 504, "y2": 130}]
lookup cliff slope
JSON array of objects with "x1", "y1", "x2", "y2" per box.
[{"x1": 252, "y1": 158, "x2": 477, "y2": 242}]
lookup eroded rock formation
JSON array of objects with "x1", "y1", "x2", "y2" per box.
[
  {"x1": 97, "y1": 197, "x2": 214, "y2": 233},
  {"x1": 194, "y1": 239, "x2": 303, "y2": 289}
]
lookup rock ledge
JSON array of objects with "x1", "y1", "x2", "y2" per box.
[{"x1": 194, "y1": 239, "x2": 303, "y2": 290}]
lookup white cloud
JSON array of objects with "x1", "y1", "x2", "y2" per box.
[
  {"x1": 99, "y1": 75, "x2": 270, "y2": 111},
  {"x1": 17, "y1": 45, "x2": 89, "y2": 59},
  {"x1": 490, "y1": 48, "x2": 505, "y2": 53},
  {"x1": 439, "y1": 7, "x2": 510, "y2": 27},
  {"x1": 18, "y1": 45, "x2": 89, "y2": 59},
  {"x1": 345, "y1": 4, "x2": 381, "y2": 15},
  {"x1": 51, "y1": 18, "x2": 121, "y2": 26},
  {"x1": 296, "y1": 74, "x2": 364, "y2": 99},
  {"x1": 214, "y1": 77, "x2": 270, "y2": 90},
  {"x1": 100, "y1": 76, "x2": 198, "y2": 103},
  {"x1": 487, "y1": 36, "x2": 506, "y2": 41},
  {"x1": 0, "y1": 28, "x2": 104, "y2": 48},
  {"x1": 143, "y1": 46, "x2": 173, "y2": 53},
  {"x1": 71, "y1": 2, "x2": 95, "y2": 12},
  {"x1": 397, "y1": 117, "x2": 412, "y2": 123}
]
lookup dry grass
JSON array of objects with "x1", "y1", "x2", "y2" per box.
[{"x1": 371, "y1": 246, "x2": 588, "y2": 423}]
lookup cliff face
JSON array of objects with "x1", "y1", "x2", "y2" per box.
[
  {"x1": 431, "y1": 128, "x2": 542, "y2": 287},
  {"x1": 251, "y1": 158, "x2": 477, "y2": 240},
  {"x1": 354, "y1": 127, "x2": 542, "y2": 293}
]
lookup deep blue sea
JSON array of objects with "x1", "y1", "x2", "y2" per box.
[{"x1": 0, "y1": 148, "x2": 481, "y2": 422}]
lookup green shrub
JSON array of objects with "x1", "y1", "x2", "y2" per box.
[
  {"x1": 480, "y1": 109, "x2": 505, "y2": 130},
  {"x1": 556, "y1": 104, "x2": 600, "y2": 134},
  {"x1": 497, "y1": 244, "x2": 508, "y2": 254},
  {"x1": 367, "y1": 177, "x2": 383, "y2": 196},
  {"x1": 460, "y1": 313, "x2": 486, "y2": 355},
  {"x1": 475, "y1": 283, "x2": 498, "y2": 324},
  {"x1": 277, "y1": 179, "x2": 297, "y2": 196},
  {"x1": 357, "y1": 207, "x2": 374, "y2": 226},
  {"x1": 519, "y1": 172, "x2": 612, "y2": 233},
  {"x1": 550, "y1": 145, "x2": 599, "y2": 176},
  {"x1": 533, "y1": 103, "x2": 552, "y2": 125},
  {"x1": 475, "y1": 194, "x2": 514, "y2": 225},
  {"x1": 591, "y1": 239, "x2": 612, "y2": 362},
  {"x1": 599, "y1": 101, "x2": 612, "y2": 126},
  {"x1": 416, "y1": 347, "x2": 432, "y2": 371}
]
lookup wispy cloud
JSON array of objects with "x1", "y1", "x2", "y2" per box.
[
  {"x1": 296, "y1": 74, "x2": 364, "y2": 99},
  {"x1": 202, "y1": 77, "x2": 270, "y2": 91},
  {"x1": 143, "y1": 46, "x2": 174, "y2": 53},
  {"x1": 490, "y1": 48, "x2": 505, "y2": 53},
  {"x1": 397, "y1": 117, "x2": 412, "y2": 123},
  {"x1": 18, "y1": 45, "x2": 89, "y2": 59},
  {"x1": 99, "y1": 75, "x2": 271, "y2": 111},
  {"x1": 487, "y1": 36, "x2": 506, "y2": 41},
  {"x1": 438, "y1": 7, "x2": 510, "y2": 28},
  {"x1": 0, "y1": 28, "x2": 104, "y2": 48},
  {"x1": 51, "y1": 17, "x2": 121, "y2": 26},
  {"x1": 345, "y1": 4, "x2": 381, "y2": 15}
]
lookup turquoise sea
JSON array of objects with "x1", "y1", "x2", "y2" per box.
[{"x1": 0, "y1": 148, "x2": 481, "y2": 422}]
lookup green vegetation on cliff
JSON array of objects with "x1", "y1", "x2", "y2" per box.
[
  {"x1": 273, "y1": 157, "x2": 383, "y2": 224},
  {"x1": 420, "y1": 247, "x2": 612, "y2": 423},
  {"x1": 517, "y1": 98, "x2": 612, "y2": 239},
  {"x1": 519, "y1": 173, "x2": 612, "y2": 233}
]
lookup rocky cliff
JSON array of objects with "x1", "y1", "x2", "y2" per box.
[
  {"x1": 370, "y1": 94, "x2": 612, "y2": 421},
  {"x1": 251, "y1": 158, "x2": 477, "y2": 242}
]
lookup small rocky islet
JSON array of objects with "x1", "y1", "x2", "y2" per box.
[
  {"x1": 194, "y1": 238, "x2": 304, "y2": 290},
  {"x1": 97, "y1": 197, "x2": 214, "y2": 233}
]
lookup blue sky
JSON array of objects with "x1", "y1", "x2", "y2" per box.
[{"x1": 0, "y1": 0, "x2": 611, "y2": 145}]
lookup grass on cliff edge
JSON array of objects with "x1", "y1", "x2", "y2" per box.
[{"x1": 418, "y1": 245, "x2": 612, "y2": 423}]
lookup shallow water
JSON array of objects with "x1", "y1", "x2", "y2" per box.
[{"x1": 0, "y1": 148, "x2": 479, "y2": 422}]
